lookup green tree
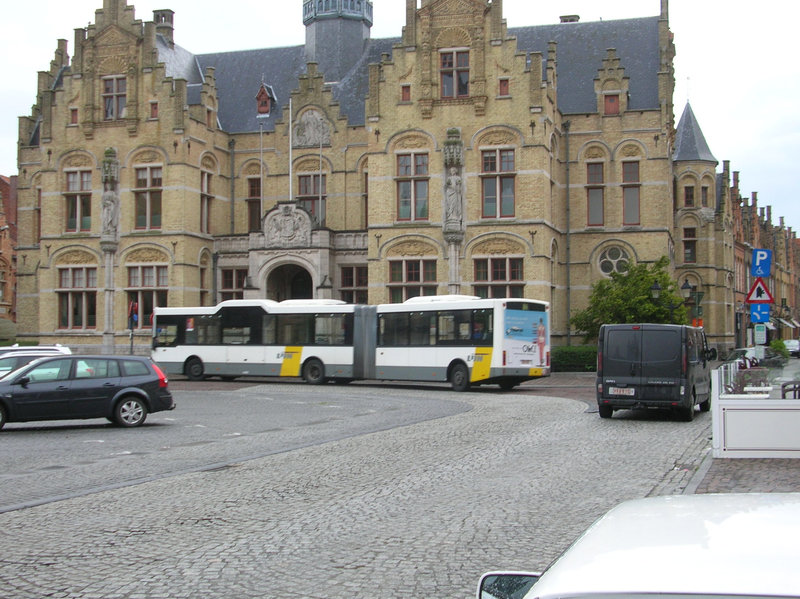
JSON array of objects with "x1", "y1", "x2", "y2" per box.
[{"x1": 570, "y1": 256, "x2": 688, "y2": 342}]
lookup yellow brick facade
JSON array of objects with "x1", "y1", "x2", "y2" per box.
[{"x1": 14, "y1": 0, "x2": 799, "y2": 354}]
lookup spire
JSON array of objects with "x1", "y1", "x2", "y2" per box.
[{"x1": 673, "y1": 102, "x2": 717, "y2": 163}]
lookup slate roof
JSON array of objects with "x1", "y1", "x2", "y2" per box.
[
  {"x1": 155, "y1": 14, "x2": 662, "y2": 133},
  {"x1": 509, "y1": 16, "x2": 661, "y2": 113},
  {"x1": 673, "y1": 102, "x2": 717, "y2": 163}
]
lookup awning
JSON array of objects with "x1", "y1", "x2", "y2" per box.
[
  {"x1": 777, "y1": 318, "x2": 795, "y2": 328},
  {"x1": 792, "y1": 319, "x2": 800, "y2": 328},
  {"x1": 765, "y1": 321, "x2": 776, "y2": 330}
]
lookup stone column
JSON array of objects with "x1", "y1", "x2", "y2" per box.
[
  {"x1": 100, "y1": 148, "x2": 120, "y2": 354},
  {"x1": 443, "y1": 129, "x2": 464, "y2": 294}
]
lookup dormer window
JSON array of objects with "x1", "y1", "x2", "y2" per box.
[{"x1": 256, "y1": 83, "x2": 275, "y2": 116}]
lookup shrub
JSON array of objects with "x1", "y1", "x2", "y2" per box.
[{"x1": 552, "y1": 345, "x2": 597, "y2": 372}]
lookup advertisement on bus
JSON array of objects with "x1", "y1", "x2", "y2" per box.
[{"x1": 503, "y1": 308, "x2": 549, "y2": 368}]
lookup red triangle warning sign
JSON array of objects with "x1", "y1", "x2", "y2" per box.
[{"x1": 745, "y1": 277, "x2": 774, "y2": 304}]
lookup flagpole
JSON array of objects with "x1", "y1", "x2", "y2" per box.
[{"x1": 289, "y1": 96, "x2": 293, "y2": 203}]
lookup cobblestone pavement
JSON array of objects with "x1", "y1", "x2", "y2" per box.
[
  {"x1": 0, "y1": 374, "x2": 797, "y2": 599},
  {"x1": 522, "y1": 372, "x2": 800, "y2": 495}
]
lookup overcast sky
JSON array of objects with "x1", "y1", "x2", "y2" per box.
[{"x1": 3, "y1": 0, "x2": 798, "y2": 231}]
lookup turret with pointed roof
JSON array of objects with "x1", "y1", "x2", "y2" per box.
[{"x1": 673, "y1": 102, "x2": 717, "y2": 163}]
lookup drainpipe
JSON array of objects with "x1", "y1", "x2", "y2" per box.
[
  {"x1": 563, "y1": 120, "x2": 572, "y2": 346},
  {"x1": 228, "y1": 138, "x2": 236, "y2": 235}
]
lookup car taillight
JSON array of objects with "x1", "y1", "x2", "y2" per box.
[{"x1": 152, "y1": 363, "x2": 169, "y2": 388}]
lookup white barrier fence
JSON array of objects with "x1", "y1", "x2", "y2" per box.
[{"x1": 712, "y1": 363, "x2": 800, "y2": 458}]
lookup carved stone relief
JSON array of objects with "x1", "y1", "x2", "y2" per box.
[
  {"x1": 473, "y1": 238, "x2": 524, "y2": 255},
  {"x1": 56, "y1": 250, "x2": 96, "y2": 265},
  {"x1": 293, "y1": 109, "x2": 330, "y2": 148},
  {"x1": 264, "y1": 204, "x2": 312, "y2": 247},
  {"x1": 387, "y1": 241, "x2": 437, "y2": 257},
  {"x1": 125, "y1": 248, "x2": 169, "y2": 263},
  {"x1": 63, "y1": 154, "x2": 93, "y2": 168},
  {"x1": 133, "y1": 150, "x2": 160, "y2": 164},
  {"x1": 478, "y1": 131, "x2": 514, "y2": 147}
]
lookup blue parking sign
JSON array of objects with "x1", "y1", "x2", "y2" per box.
[
  {"x1": 750, "y1": 303, "x2": 770, "y2": 323},
  {"x1": 751, "y1": 249, "x2": 772, "y2": 277}
]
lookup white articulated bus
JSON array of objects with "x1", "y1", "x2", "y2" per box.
[{"x1": 152, "y1": 295, "x2": 550, "y2": 391}]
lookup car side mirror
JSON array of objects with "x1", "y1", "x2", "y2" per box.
[
  {"x1": 478, "y1": 572, "x2": 540, "y2": 599},
  {"x1": 707, "y1": 348, "x2": 718, "y2": 361},
  {"x1": 13, "y1": 375, "x2": 31, "y2": 387}
]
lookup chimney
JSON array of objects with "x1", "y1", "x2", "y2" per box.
[
  {"x1": 154, "y1": 10, "x2": 174, "y2": 46},
  {"x1": 560, "y1": 15, "x2": 580, "y2": 23}
]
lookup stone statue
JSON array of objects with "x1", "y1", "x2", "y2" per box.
[
  {"x1": 444, "y1": 166, "x2": 463, "y2": 226},
  {"x1": 101, "y1": 180, "x2": 119, "y2": 237}
]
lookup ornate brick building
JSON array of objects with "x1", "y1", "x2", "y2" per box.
[{"x1": 15, "y1": 0, "x2": 798, "y2": 354}]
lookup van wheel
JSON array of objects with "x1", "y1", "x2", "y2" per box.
[
  {"x1": 185, "y1": 357, "x2": 205, "y2": 381},
  {"x1": 598, "y1": 405, "x2": 613, "y2": 419},
  {"x1": 699, "y1": 398, "x2": 711, "y2": 412},
  {"x1": 450, "y1": 363, "x2": 470, "y2": 392},
  {"x1": 303, "y1": 359, "x2": 327, "y2": 385}
]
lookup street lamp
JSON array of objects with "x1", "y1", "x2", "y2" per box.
[{"x1": 650, "y1": 278, "x2": 696, "y2": 321}]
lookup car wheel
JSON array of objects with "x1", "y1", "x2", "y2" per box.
[
  {"x1": 598, "y1": 405, "x2": 613, "y2": 419},
  {"x1": 0, "y1": 404, "x2": 6, "y2": 430},
  {"x1": 303, "y1": 359, "x2": 326, "y2": 384},
  {"x1": 115, "y1": 396, "x2": 148, "y2": 427},
  {"x1": 450, "y1": 363, "x2": 470, "y2": 392},
  {"x1": 185, "y1": 357, "x2": 205, "y2": 381}
]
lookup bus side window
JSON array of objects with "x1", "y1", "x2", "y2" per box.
[{"x1": 262, "y1": 314, "x2": 277, "y2": 345}]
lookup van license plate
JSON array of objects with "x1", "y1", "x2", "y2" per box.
[{"x1": 609, "y1": 387, "x2": 635, "y2": 396}]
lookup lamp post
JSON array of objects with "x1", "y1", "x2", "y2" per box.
[{"x1": 650, "y1": 278, "x2": 694, "y2": 322}]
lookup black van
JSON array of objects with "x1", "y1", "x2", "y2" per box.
[{"x1": 596, "y1": 324, "x2": 717, "y2": 421}]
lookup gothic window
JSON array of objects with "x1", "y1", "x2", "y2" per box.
[
  {"x1": 65, "y1": 170, "x2": 92, "y2": 232},
  {"x1": 598, "y1": 246, "x2": 630, "y2": 275},
  {"x1": 481, "y1": 149, "x2": 515, "y2": 218},
  {"x1": 102, "y1": 76, "x2": 127, "y2": 120},
  {"x1": 134, "y1": 166, "x2": 162, "y2": 230},
  {"x1": 127, "y1": 265, "x2": 168, "y2": 328},
  {"x1": 440, "y1": 50, "x2": 469, "y2": 98},
  {"x1": 298, "y1": 174, "x2": 326, "y2": 227},
  {"x1": 221, "y1": 268, "x2": 248, "y2": 301},
  {"x1": 684, "y1": 185, "x2": 695, "y2": 207},
  {"x1": 396, "y1": 153, "x2": 429, "y2": 221},
  {"x1": 622, "y1": 161, "x2": 640, "y2": 225},
  {"x1": 340, "y1": 266, "x2": 368, "y2": 303},
  {"x1": 247, "y1": 177, "x2": 261, "y2": 233},
  {"x1": 473, "y1": 258, "x2": 524, "y2": 298},
  {"x1": 200, "y1": 171, "x2": 213, "y2": 234},
  {"x1": 389, "y1": 259, "x2": 437, "y2": 302},
  {"x1": 587, "y1": 163, "x2": 604, "y2": 226},
  {"x1": 683, "y1": 228, "x2": 697, "y2": 263},
  {"x1": 58, "y1": 266, "x2": 97, "y2": 329}
]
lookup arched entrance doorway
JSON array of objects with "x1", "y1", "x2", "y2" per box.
[{"x1": 266, "y1": 264, "x2": 313, "y2": 301}]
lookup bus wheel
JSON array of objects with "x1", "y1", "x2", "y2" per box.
[
  {"x1": 499, "y1": 379, "x2": 517, "y2": 391},
  {"x1": 303, "y1": 359, "x2": 327, "y2": 385},
  {"x1": 185, "y1": 357, "x2": 205, "y2": 381},
  {"x1": 450, "y1": 363, "x2": 470, "y2": 392}
]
